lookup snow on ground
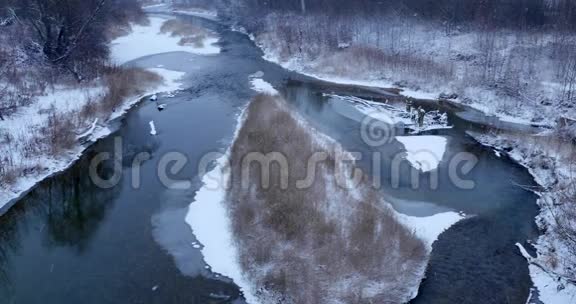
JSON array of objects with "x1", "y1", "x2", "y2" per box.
[
  {"x1": 110, "y1": 16, "x2": 219, "y2": 65},
  {"x1": 0, "y1": 86, "x2": 106, "y2": 210},
  {"x1": 0, "y1": 67, "x2": 185, "y2": 213},
  {"x1": 516, "y1": 243, "x2": 576, "y2": 304},
  {"x1": 401, "y1": 88, "x2": 438, "y2": 101},
  {"x1": 0, "y1": 86, "x2": 106, "y2": 168},
  {"x1": 185, "y1": 108, "x2": 262, "y2": 304},
  {"x1": 396, "y1": 136, "x2": 448, "y2": 172},
  {"x1": 528, "y1": 264, "x2": 576, "y2": 303},
  {"x1": 77, "y1": 118, "x2": 99, "y2": 140}
]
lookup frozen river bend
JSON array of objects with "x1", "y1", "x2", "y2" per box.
[{"x1": 0, "y1": 12, "x2": 543, "y2": 304}]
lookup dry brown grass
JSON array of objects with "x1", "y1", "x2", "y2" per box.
[
  {"x1": 160, "y1": 19, "x2": 213, "y2": 47},
  {"x1": 99, "y1": 67, "x2": 161, "y2": 114},
  {"x1": 0, "y1": 66, "x2": 162, "y2": 189},
  {"x1": 105, "y1": 24, "x2": 133, "y2": 41},
  {"x1": 178, "y1": 36, "x2": 205, "y2": 48},
  {"x1": 316, "y1": 46, "x2": 453, "y2": 85},
  {"x1": 160, "y1": 19, "x2": 209, "y2": 38},
  {"x1": 227, "y1": 95, "x2": 427, "y2": 303},
  {"x1": 0, "y1": 166, "x2": 19, "y2": 188},
  {"x1": 42, "y1": 111, "x2": 76, "y2": 156}
]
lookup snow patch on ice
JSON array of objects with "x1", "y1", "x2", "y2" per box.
[
  {"x1": 149, "y1": 121, "x2": 157, "y2": 135},
  {"x1": 110, "y1": 16, "x2": 219, "y2": 65},
  {"x1": 395, "y1": 211, "x2": 464, "y2": 250},
  {"x1": 396, "y1": 136, "x2": 448, "y2": 172},
  {"x1": 185, "y1": 109, "x2": 261, "y2": 304},
  {"x1": 250, "y1": 78, "x2": 278, "y2": 95}
]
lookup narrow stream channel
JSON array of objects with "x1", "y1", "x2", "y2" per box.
[{"x1": 0, "y1": 13, "x2": 541, "y2": 304}]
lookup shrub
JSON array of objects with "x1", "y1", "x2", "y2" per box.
[
  {"x1": 42, "y1": 111, "x2": 76, "y2": 156},
  {"x1": 99, "y1": 67, "x2": 161, "y2": 113},
  {"x1": 0, "y1": 166, "x2": 19, "y2": 188},
  {"x1": 160, "y1": 19, "x2": 209, "y2": 38}
]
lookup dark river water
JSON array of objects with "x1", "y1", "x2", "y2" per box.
[{"x1": 0, "y1": 13, "x2": 541, "y2": 304}]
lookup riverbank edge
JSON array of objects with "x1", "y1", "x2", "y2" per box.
[
  {"x1": 0, "y1": 73, "x2": 183, "y2": 216},
  {"x1": 233, "y1": 24, "x2": 575, "y2": 303},
  {"x1": 230, "y1": 24, "x2": 554, "y2": 129},
  {"x1": 469, "y1": 131, "x2": 576, "y2": 302}
]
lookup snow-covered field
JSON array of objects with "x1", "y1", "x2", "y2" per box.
[{"x1": 110, "y1": 15, "x2": 219, "y2": 65}]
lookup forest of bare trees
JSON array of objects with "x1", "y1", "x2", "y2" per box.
[
  {"x1": 0, "y1": 0, "x2": 143, "y2": 81},
  {"x1": 0, "y1": 0, "x2": 155, "y2": 185},
  {"x1": 215, "y1": 0, "x2": 576, "y2": 30},
  {"x1": 0, "y1": 0, "x2": 145, "y2": 119}
]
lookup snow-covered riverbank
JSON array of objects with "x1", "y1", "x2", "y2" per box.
[
  {"x1": 242, "y1": 17, "x2": 574, "y2": 130},
  {"x1": 0, "y1": 68, "x2": 184, "y2": 214},
  {"x1": 0, "y1": 12, "x2": 225, "y2": 214},
  {"x1": 470, "y1": 131, "x2": 576, "y2": 303}
]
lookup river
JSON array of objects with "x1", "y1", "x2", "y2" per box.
[{"x1": 0, "y1": 13, "x2": 541, "y2": 304}]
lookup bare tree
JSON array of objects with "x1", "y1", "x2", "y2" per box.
[
  {"x1": 561, "y1": 53, "x2": 576, "y2": 105},
  {"x1": 0, "y1": 0, "x2": 141, "y2": 81}
]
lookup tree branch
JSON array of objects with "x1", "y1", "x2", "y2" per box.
[{"x1": 51, "y1": 0, "x2": 108, "y2": 63}]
